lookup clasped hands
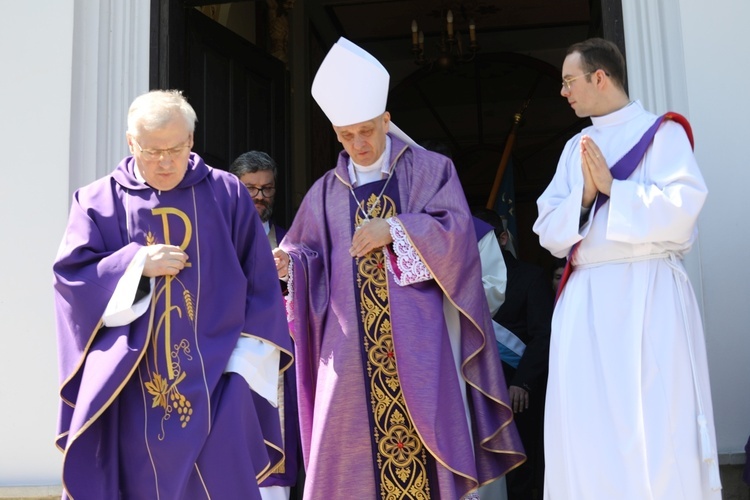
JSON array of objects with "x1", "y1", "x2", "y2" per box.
[{"x1": 581, "y1": 135, "x2": 613, "y2": 208}]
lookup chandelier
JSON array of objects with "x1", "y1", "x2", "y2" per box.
[{"x1": 411, "y1": 6, "x2": 479, "y2": 69}]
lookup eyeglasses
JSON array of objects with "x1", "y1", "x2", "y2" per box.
[
  {"x1": 562, "y1": 72, "x2": 592, "y2": 90},
  {"x1": 246, "y1": 185, "x2": 276, "y2": 198},
  {"x1": 132, "y1": 137, "x2": 191, "y2": 161}
]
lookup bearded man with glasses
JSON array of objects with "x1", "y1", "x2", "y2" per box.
[
  {"x1": 53, "y1": 89, "x2": 293, "y2": 499},
  {"x1": 230, "y1": 151, "x2": 286, "y2": 248},
  {"x1": 230, "y1": 150, "x2": 299, "y2": 500}
]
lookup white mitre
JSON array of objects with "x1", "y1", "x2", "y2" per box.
[{"x1": 311, "y1": 37, "x2": 421, "y2": 148}]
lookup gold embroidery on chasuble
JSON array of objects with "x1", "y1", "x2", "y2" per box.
[
  {"x1": 355, "y1": 193, "x2": 431, "y2": 500},
  {"x1": 141, "y1": 206, "x2": 196, "y2": 440}
]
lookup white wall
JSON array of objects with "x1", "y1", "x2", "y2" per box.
[
  {"x1": 678, "y1": 0, "x2": 750, "y2": 456},
  {"x1": 0, "y1": 0, "x2": 149, "y2": 492},
  {"x1": 0, "y1": 0, "x2": 74, "y2": 487},
  {"x1": 624, "y1": 0, "x2": 750, "y2": 458}
]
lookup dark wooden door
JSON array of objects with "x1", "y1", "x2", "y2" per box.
[{"x1": 150, "y1": 0, "x2": 290, "y2": 225}]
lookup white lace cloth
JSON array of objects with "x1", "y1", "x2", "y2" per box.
[
  {"x1": 385, "y1": 217, "x2": 432, "y2": 286},
  {"x1": 284, "y1": 260, "x2": 294, "y2": 324}
]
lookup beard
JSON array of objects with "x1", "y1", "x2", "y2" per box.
[{"x1": 255, "y1": 199, "x2": 273, "y2": 223}]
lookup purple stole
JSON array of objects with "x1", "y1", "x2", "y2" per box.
[
  {"x1": 472, "y1": 216, "x2": 494, "y2": 242},
  {"x1": 349, "y1": 174, "x2": 436, "y2": 498},
  {"x1": 555, "y1": 112, "x2": 694, "y2": 302}
]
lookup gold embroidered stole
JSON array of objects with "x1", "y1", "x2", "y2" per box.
[
  {"x1": 141, "y1": 207, "x2": 197, "y2": 439},
  {"x1": 355, "y1": 192, "x2": 431, "y2": 500}
]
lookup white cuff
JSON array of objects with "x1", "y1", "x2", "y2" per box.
[
  {"x1": 259, "y1": 486, "x2": 291, "y2": 500},
  {"x1": 386, "y1": 218, "x2": 432, "y2": 286},
  {"x1": 225, "y1": 337, "x2": 281, "y2": 407},
  {"x1": 478, "y1": 231, "x2": 506, "y2": 315},
  {"x1": 102, "y1": 247, "x2": 154, "y2": 327}
]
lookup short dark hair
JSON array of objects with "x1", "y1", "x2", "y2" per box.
[
  {"x1": 229, "y1": 151, "x2": 277, "y2": 180},
  {"x1": 472, "y1": 207, "x2": 501, "y2": 226},
  {"x1": 472, "y1": 208, "x2": 505, "y2": 239},
  {"x1": 550, "y1": 256, "x2": 567, "y2": 274},
  {"x1": 567, "y1": 38, "x2": 627, "y2": 93},
  {"x1": 420, "y1": 139, "x2": 454, "y2": 160}
]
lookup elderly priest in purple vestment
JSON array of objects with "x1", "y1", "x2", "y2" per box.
[
  {"x1": 272, "y1": 38, "x2": 525, "y2": 500},
  {"x1": 53, "y1": 90, "x2": 293, "y2": 500}
]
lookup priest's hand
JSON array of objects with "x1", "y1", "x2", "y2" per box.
[
  {"x1": 350, "y1": 218, "x2": 393, "y2": 258},
  {"x1": 581, "y1": 135, "x2": 613, "y2": 201},
  {"x1": 581, "y1": 149, "x2": 597, "y2": 209},
  {"x1": 508, "y1": 385, "x2": 529, "y2": 413},
  {"x1": 272, "y1": 247, "x2": 290, "y2": 279},
  {"x1": 143, "y1": 244, "x2": 188, "y2": 277}
]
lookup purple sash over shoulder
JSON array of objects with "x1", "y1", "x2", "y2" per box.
[
  {"x1": 473, "y1": 216, "x2": 495, "y2": 242},
  {"x1": 555, "y1": 112, "x2": 694, "y2": 302}
]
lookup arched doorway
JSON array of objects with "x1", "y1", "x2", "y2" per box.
[{"x1": 388, "y1": 52, "x2": 588, "y2": 265}]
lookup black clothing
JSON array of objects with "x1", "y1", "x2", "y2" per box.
[{"x1": 494, "y1": 249, "x2": 553, "y2": 500}]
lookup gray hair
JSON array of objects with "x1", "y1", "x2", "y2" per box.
[
  {"x1": 229, "y1": 151, "x2": 278, "y2": 180},
  {"x1": 127, "y1": 90, "x2": 197, "y2": 136}
]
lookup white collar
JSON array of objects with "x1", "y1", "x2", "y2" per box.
[
  {"x1": 347, "y1": 136, "x2": 392, "y2": 186},
  {"x1": 591, "y1": 100, "x2": 641, "y2": 129}
]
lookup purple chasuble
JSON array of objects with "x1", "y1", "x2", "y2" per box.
[
  {"x1": 281, "y1": 136, "x2": 524, "y2": 499},
  {"x1": 53, "y1": 153, "x2": 293, "y2": 500}
]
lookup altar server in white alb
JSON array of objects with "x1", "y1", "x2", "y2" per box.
[{"x1": 533, "y1": 37, "x2": 721, "y2": 499}]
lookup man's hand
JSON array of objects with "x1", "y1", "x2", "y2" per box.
[
  {"x1": 581, "y1": 135, "x2": 613, "y2": 206},
  {"x1": 581, "y1": 143, "x2": 598, "y2": 208},
  {"x1": 508, "y1": 385, "x2": 529, "y2": 414},
  {"x1": 350, "y1": 218, "x2": 393, "y2": 258},
  {"x1": 143, "y1": 244, "x2": 188, "y2": 277},
  {"x1": 272, "y1": 247, "x2": 290, "y2": 279}
]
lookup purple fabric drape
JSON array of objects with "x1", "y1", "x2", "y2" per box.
[
  {"x1": 473, "y1": 216, "x2": 494, "y2": 242},
  {"x1": 282, "y1": 136, "x2": 524, "y2": 498},
  {"x1": 54, "y1": 153, "x2": 292, "y2": 499}
]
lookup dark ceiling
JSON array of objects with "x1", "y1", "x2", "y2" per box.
[
  {"x1": 308, "y1": 0, "x2": 595, "y2": 70},
  {"x1": 306, "y1": 0, "x2": 602, "y2": 260},
  {"x1": 319, "y1": 0, "x2": 591, "y2": 43},
  {"x1": 308, "y1": 1, "x2": 597, "y2": 184}
]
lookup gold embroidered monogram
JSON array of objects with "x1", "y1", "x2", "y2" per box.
[
  {"x1": 142, "y1": 207, "x2": 196, "y2": 439},
  {"x1": 356, "y1": 193, "x2": 431, "y2": 499}
]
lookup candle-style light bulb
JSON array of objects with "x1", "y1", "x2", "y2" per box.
[
  {"x1": 412, "y1": 20, "x2": 419, "y2": 46},
  {"x1": 469, "y1": 18, "x2": 476, "y2": 44},
  {"x1": 446, "y1": 10, "x2": 454, "y2": 40}
]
